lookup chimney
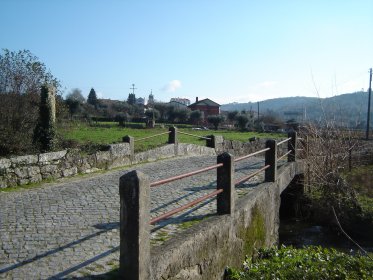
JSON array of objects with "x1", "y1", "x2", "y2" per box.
[{"x1": 196, "y1": 97, "x2": 199, "y2": 103}]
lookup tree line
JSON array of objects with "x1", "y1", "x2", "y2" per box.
[{"x1": 0, "y1": 49, "x2": 286, "y2": 157}]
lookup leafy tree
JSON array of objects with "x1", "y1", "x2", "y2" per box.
[
  {"x1": 167, "y1": 107, "x2": 190, "y2": 123},
  {"x1": 66, "y1": 88, "x2": 85, "y2": 103},
  {"x1": 145, "y1": 109, "x2": 160, "y2": 120},
  {"x1": 207, "y1": 115, "x2": 225, "y2": 130},
  {"x1": 65, "y1": 89, "x2": 85, "y2": 118},
  {"x1": 127, "y1": 93, "x2": 136, "y2": 105},
  {"x1": 87, "y1": 88, "x2": 98, "y2": 107},
  {"x1": 227, "y1": 111, "x2": 239, "y2": 124},
  {"x1": 154, "y1": 102, "x2": 169, "y2": 121},
  {"x1": 0, "y1": 49, "x2": 61, "y2": 156},
  {"x1": 190, "y1": 110, "x2": 203, "y2": 125},
  {"x1": 0, "y1": 49, "x2": 60, "y2": 95},
  {"x1": 115, "y1": 112, "x2": 129, "y2": 127},
  {"x1": 235, "y1": 114, "x2": 249, "y2": 130}
]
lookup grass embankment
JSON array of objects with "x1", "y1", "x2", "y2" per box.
[
  {"x1": 344, "y1": 165, "x2": 373, "y2": 213},
  {"x1": 226, "y1": 246, "x2": 373, "y2": 280},
  {"x1": 58, "y1": 122, "x2": 283, "y2": 152},
  {"x1": 229, "y1": 165, "x2": 373, "y2": 279}
]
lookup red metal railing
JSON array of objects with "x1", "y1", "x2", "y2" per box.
[
  {"x1": 150, "y1": 163, "x2": 223, "y2": 187},
  {"x1": 148, "y1": 133, "x2": 297, "y2": 225},
  {"x1": 278, "y1": 150, "x2": 292, "y2": 161},
  {"x1": 178, "y1": 131, "x2": 212, "y2": 140},
  {"x1": 150, "y1": 189, "x2": 223, "y2": 225},
  {"x1": 235, "y1": 165, "x2": 270, "y2": 185},
  {"x1": 233, "y1": 148, "x2": 271, "y2": 185},
  {"x1": 150, "y1": 162, "x2": 224, "y2": 224},
  {"x1": 134, "y1": 131, "x2": 171, "y2": 142},
  {"x1": 277, "y1": 137, "x2": 291, "y2": 146},
  {"x1": 234, "y1": 148, "x2": 270, "y2": 162}
]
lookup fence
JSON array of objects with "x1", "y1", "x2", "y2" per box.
[
  {"x1": 119, "y1": 132, "x2": 298, "y2": 279},
  {"x1": 122, "y1": 127, "x2": 215, "y2": 160}
]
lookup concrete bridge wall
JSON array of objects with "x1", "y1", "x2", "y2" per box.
[{"x1": 120, "y1": 161, "x2": 303, "y2": 280}]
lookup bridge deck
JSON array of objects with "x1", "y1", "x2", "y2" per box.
[{"x1": 0, "y1": 155, "x2": 285, "y2": 279}]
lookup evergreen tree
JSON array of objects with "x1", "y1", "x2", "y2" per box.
[
  {"x1": 87, "y1": 88, "x2": 98, "y2": 107},
  {"x1": 127, "y1": 93, "x2": 136, "y2": 105}
]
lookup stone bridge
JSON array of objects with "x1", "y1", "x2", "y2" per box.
[{"x1": 0, "y1": 139, "x2": 304, "y2": 279}]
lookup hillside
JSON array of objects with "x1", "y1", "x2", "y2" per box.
[{"x1": 221, "y1": 92, "x2": 371, "y2": 127}]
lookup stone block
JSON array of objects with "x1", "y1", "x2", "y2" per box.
[
  {"x1": 0, "y1": 158, "x2": 11, "y2": 169},
  {"x1": 38, "y1": 150, "x2": 67, "y2": 163},
  {"x1": 27, "y1": 166, "x2": 40, "y2": 177},
  {"x1": 214, "y1": 135, "x2": 224, "y2": 145},
  {"x1": 40, "y1": 165, "x2": 60, "y2": 179},
  {"x1": 14, "y1": 167, "x2": 29, "y2": 178},
  {"x1": 18, "y1": 178, "x2": 29, "y2": 185},
  {"x1": 109, "y1": 157, "x2": 131, "y2": 169},
  {"x1": 0, "y1": 178, "x2": 6, "y2": 189},
  {"x1": 10, "y1": 155, "x2": 38, "y2": 166},
  {"x1": 109, "y1": 143, "x2": 131, "y2": 158},
  {"x1": 95, "y1": 151, "x2": 111, "y2": 169},
  {"x1": 96, "y1": 151, "x2": 111, "y2": 162},
  {"x1": 28, "y1": 174, "x2": 42, "y2": 183},
  {"x1": 62, "y1": 167, "x2": 78, "y2": 177}
]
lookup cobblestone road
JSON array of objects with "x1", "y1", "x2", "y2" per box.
[{"x1": 0, "y1": 155, "x2": 269, "y2": 279}]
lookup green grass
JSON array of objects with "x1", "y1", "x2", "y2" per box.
[
  {"x1": 343, "y1": 165, "x2": 373, "y2": 198},
  {"x1": 226, "y1": 245, "x2": 373, "y2": 280},
  {"x1": 58, "y1": 122, "x2": 285, "y2": 152}
]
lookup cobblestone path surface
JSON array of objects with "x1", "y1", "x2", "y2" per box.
[{"x1": 0, "y1": 155, "x2": 270, "y2": 279}]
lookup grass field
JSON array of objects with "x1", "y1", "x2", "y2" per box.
[{"x1": 58, "y1": 122, "x2": 284, "y2": 152}]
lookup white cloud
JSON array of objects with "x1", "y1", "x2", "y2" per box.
[
  {"x1": 162, "y1": 80, "x2": 182, "y2": 92},
  {"x1": 255, "y1": 81, "x2": 278, "y2": 89}
]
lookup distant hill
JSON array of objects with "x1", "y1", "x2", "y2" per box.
[{"x1": 221, "y1": 92, "x2": 371, "y2": 128}]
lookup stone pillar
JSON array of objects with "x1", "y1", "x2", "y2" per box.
[
  {"x1": 123, "y1": 135, "x2": 134, "y2": 163},
  {"x1": 217, "y1": 152, "x2": 235, "y2": 214},
  {"x1": 206, "y1": 135, "x2": 216, "y2": 148},
  {"x1": 119, "y1": 170, "x2": 150, "y2": 280},
  {"x1": 34, "y1": 85, "x2": 57, "y2": 152},
  {"x1": 288, "y1": 131, "x2": 297, "y2": 162},
  {"x1": 265, "y1": 139, "x2": 277, "y2": 182},
  {"x1": 168, "y1": 126, "x2": 178, "y2": 156}
]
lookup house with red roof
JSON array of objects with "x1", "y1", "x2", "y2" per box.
[{"x1": 188, "y1": 97, "x2": 220, "y2": 120}]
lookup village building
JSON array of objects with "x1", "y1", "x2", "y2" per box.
[{"x1": 188, "y1": 97, "x2": 220, "y2": 120}]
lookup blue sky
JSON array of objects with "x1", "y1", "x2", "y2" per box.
[{"x1": 1, "y1": 0, "x2": 372, "y2": 104}]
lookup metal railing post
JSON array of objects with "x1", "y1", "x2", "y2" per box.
[
  {"x1": 217, "y1": 152, "x2": 235, "y2": 214},
  {"x1": 288, "y1": 131, "x2": 297, "y2": 162},
  {"x1": 123, "y1": 135, "x2": 134, "y2": 163},
  {"x1": 119, "y1": 170, "x2": 150, "y2": 280},
  {"x1": 168, "y1": 126, "x2": 178, "y2": 156},
  {"x1": 265, "y1": 139, "x2": 277, "y2": 182}
]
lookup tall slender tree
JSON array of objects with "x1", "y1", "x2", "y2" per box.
[{"x1": 87, "y1": 88, "x2": 98, "y2": 107}]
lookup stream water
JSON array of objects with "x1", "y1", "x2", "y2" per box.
[{"x1": 279, "y1": 218, "x2": 373, "y2": 253}]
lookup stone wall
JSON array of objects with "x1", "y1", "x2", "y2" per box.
[
  {"x1": 0, "y1": 143, "x2": 216, "y2": 189},
  {"x1": 0, "y1": 143, "x2": 131, "y2": 189},
  {"x1": 0, "y1": 135, "x2": 290, "y2": 189},
  {"x1": 149, "y1": 162, "x2": 304, "y2": 279},
  {"x1": 218, "y1": 137, "x2": 288, "y2": 157}
]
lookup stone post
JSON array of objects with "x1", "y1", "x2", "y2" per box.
[
  {"x1": 168, "y1": 126, "x2": 178, "y2": 156},
  {"x1": 265, "y1": 139, "x2": 277, "y2": 182},
  {"x1": 33, "y1": 85, "x2": 57, "y2": 152},
  {"x1": 206, "y1": 135, "x2": 216, "y2": 148},
  {"x1": 119, "y1": 170, "x2": 150, "y2": 280},
  {"x1": 288, "y1": 131, "x2": 297, "y2": 162},
  {"x1": 123, "y1": 135, "x2": 134, "y2": 163},
  {"x1": 217, "y1": 152, "x2": 235, "y2": 214}
]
